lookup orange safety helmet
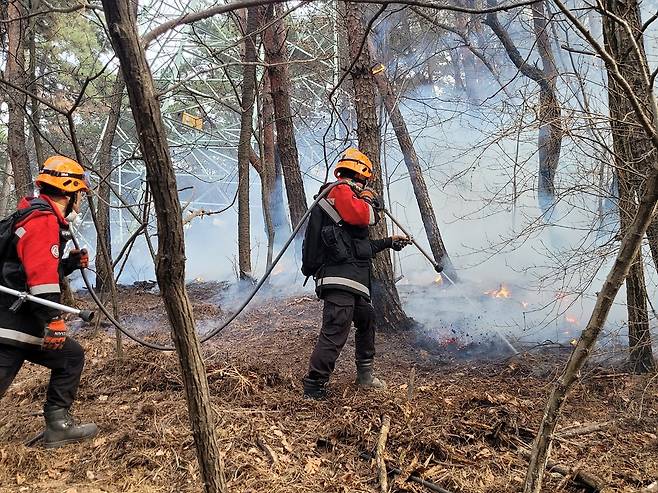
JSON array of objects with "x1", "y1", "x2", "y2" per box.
[
  {"x1": 335, "y1": 148, "x2": 373, "y2": 180},
  {"x1": 36, "y1": 156, "x2": 89, "y2": 193}
]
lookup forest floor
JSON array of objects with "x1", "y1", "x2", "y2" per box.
[{"x1": 0, "y1": 282, "x2": 657, "y2": 493}]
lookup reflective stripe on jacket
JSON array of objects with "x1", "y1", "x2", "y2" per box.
[
  {"x1": 314, "y1": 181, "x2": 391, "y2": 302},
  {"x1": 0, "y1": 196, "x2": 70, "y2": 349}
]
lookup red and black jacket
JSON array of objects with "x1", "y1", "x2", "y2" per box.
[
  {"x1": 315, "y1": 180, "x2": 392, "y2": 301},
  {"x1": 0, "y1": 195, "x2": 72, "y2": 349}
]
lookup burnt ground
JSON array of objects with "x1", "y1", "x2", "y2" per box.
[{"x1": 0, "y1": 282, "x2": 657, "y2": 493}]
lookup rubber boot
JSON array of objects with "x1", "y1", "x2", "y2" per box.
[
  {"x1": 355, "y1": 359, "x2": 386, "y2": 389},
  {"x1": 302, "y1": 376, "x2": 328, "y2": 400},
  {"x1": 43, "y1": 407, "x2": 98, "y2": 449}
]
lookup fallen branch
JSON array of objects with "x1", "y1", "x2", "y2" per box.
[
  {"x1": 556, "y1": 421, "x2": 613, "y2": 439},
  {"x1": 376, "y1": 415, "x2": 391, "y2": 493},
  {"x1": 24, "y1": 431, "x2": 44, "y2": 447},
  {"x1": 358, "y1": 452, "x2": 455, "y2": 493},
  {"x1": 256, "y1": 434, "x2": 279, "y2": 468},
  {"x1": 519, "y1": 448, "x2": 612, "y2": 492}
]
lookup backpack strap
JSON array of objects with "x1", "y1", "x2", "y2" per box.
[
  {"x1": 8, "y1": 199, "x2": 55, "y2": 249},
  {"x1": 317, "y1": 198, "x2": 342, "y2": 225}
]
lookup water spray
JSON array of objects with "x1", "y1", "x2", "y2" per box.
[
  {"x1": 0, "y1": 284, "x2": 95, "y2": 322},
  {"x1": 383, "y1": 209, "x2": 518, "y2": 355}
]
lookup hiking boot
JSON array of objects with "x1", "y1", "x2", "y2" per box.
[
  {"x1": 302, "y1": 376, "x2": 328, "y2": 400},
  {"x1": 355, "y1": 359, "x2": 386, "y2": 389},
  {"x1": 43, "y1": 407, "x2": 98, "y2": 449}
]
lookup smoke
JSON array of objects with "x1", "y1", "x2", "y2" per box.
[{"x1": 68, "y1": 4, "x2": 657, "y2": 360}]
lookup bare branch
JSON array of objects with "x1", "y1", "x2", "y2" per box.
[
  {"x1": 484, "y1": 10, "x2": 546, "y2": 83},
  {"x1": 143, "y1": 0, "x2": 542, "y2": 47}
]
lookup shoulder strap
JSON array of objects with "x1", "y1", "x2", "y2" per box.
[
  {"x1": 13, "y1": 198, "x2": 54, "y2": 223},
  {"x1": 317, "y1": 198, "x2": 342, "y2": 225}
]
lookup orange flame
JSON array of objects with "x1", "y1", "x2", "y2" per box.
[
  {"x1": 434, "y1": 276, "x2": 443, "y2": 285},
  {"x1": 484, "y1": 284, "x2": 511, "y2": 299}
]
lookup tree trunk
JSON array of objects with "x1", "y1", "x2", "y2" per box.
[
  {"x1": 523, "y1": 170, "x2": 658, "y2": 492},
  {"x1": 237, "y1": 7, "x2": 259, "y2": 280},
  {"x1": 0, "y1": 160, "x2": 14, "y2": 217},
  {"x1": 532, "y1": 1, "x2": 563, "y2": 217},
  {"x1": 261, "y1": 71, "x2": 277, "y2": 266},
  {"x1": 345, "y1": 2, "x2": 413, "y2": 332},
  {"x1": 27, "y1": 2, "x2": 44, "y2": 168},
  {"x1": 101, "y1": 3, "x2": 227, "y2": 492},
  {"x1": 647, "y1": 220, "x2": 658, "y2": 273},
  {"x1": 6, "y1": 0, "x2": 33, "y2": 198},
  {"x1": 485, "y1": 1, "x2": 563, "y2": 217},
  {"x1": 95, "y1": 73, "x2": 124, "y2": 294},
  {"x1": 369, "y1": 40, "x2": 459, "y2": 281},
  {"x1": 272, "y1": 146, "x2": 291, "y2": 237},
  {"x1": 602, "y1": 0, "x2": 655, "y2": 372},
  {"x1": 95, "y1": 71, "x2": 125, "y2": 357},
  {"x1": 263, "y1": 4, "x2": 308, "y2": 228}
]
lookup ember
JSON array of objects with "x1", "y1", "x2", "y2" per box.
[{"x1": 484, "y1": 283, "x2": 511, "y2": 298}]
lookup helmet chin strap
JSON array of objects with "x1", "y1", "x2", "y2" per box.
[{"x1": 64, "y1": 191, "x2": 77, "y2": 218}]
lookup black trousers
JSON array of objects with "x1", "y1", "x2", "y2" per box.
[
  {"x1": 308, "y1": 290, "x2": 376, "y2": 381},
  {"x1": 0, "y1": 338, "x2": 85, "y2": 410}
]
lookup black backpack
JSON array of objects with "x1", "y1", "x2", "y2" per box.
[
  {"x1": 301, "y1": 184, "x2": 334, "y2": 278},
  {"x1": 0, "y1": 199, "x2": 53, "y2": 273}
]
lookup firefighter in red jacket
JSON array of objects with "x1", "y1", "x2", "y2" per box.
[
  {"x1": 0, "y1": 156, "x2": 97, "y2": 448},
  {"x1": 303, "y1": 148, "x2": 410, "y2": 399}
]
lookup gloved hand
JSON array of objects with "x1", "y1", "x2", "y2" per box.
[
  {"x1": 43, "y1": 319, "x2": 67, "y2": 350},
  {"x1": 62, "y1": 248, "x2": 89, "y2": 275},
  {"x1": 358, "y1": 187, "x2": 384, "y2": 210},
  {"x1": 391, "y1": 235, "x2": 412, "y2": 251}
]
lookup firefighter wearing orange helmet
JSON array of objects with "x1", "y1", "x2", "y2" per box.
[
  {"x1": 0, "y1": 156, "x2": 97, "y2": 447},
  {"x1": 302, "y1": 148, "x2": 410, "y2": 399}
]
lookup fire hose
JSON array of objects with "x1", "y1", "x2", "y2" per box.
[
  {"x1": 64, "y1": 181, "x2": 341, "y2": 351},
  {"x1": 4, "y1": 181, "x2": 515, "y2": 354}
]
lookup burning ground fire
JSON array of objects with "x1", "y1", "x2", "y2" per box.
[{"x1": 483, "y1": 283, "x2": 511, "y2": 298}]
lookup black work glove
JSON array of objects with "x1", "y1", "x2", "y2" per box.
[
  {"x1": 370, "y1": 196, "x2": 384, "y2": 211},
  {"x1": 391, "y1": 236, "x2": 412, "y2": 251},
  {"x1": 62, "y1": 248, "x2": 89, "y2": 275}
]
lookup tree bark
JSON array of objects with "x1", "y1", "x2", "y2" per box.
[
  {"x1": 345, "y1": 2, "x2": 413, "y2": 332},
  {"x1": 647, "y1": 220, "x2": 658, "y2": 273},
  {"x1": 6, "y1": 0, "x2": 33, "y2": 198},
  {"x1": 260, "y1": 71, "x2": 277, "y2": 266},
  {"x1": 485, "y1": 2, "x2": 563, "y2": 217},
  {"x1": 523, "y1": 170, "x2": 658, "y2": 492},
  {"x1": 27, "y1": 1, "x2": 44, "y2": 168},
  {"x1": 263, "y1": 4, "x2": 308, "y2": 228},
  {"x1": 602, "y1": 0, "x2": 655, "y2": 373},
  {"x1": 524, "y1": 0, "x2": 658, "y2": 485},
  {"x1": 369, "y1": 40, "x2": 459, "y2": 281},
  {"x1": 95, "y1": 71, "x2": 125, "y2": 357},
  {"x1": 101, "y1": 3, "x2": 227, "y2": 492},
  {"x1": 532, "y1": 1, "x2": 562, "y2": 216},
  {"x1": 0, "y1": 160, "x2": 13, "y2": 217},
  {"x1": 95, "y1": 72, "x2": 124, "y2": 295},
  {"x1": 237, "y1": 7, "x2": 259, "y2": 280}
]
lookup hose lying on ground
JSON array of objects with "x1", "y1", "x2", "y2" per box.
[{"x1": 70, "y1": 182, "x2": 339, "y2": 351}]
